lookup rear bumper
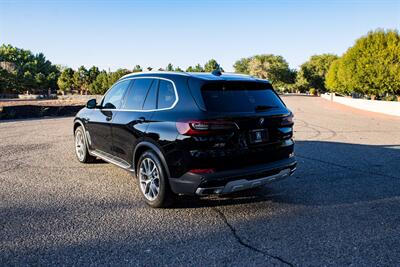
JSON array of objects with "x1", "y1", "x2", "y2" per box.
[{"x1": 169, "y1": 157, "x2": 297, "y2": 195}]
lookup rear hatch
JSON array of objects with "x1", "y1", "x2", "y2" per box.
[{"x1": 184, "y1": 79, "x2": 294, "y2": 171}]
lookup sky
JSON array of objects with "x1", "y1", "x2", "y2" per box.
[{"x1": 1, "y1": 0, "x2": 399, "y2": 72}]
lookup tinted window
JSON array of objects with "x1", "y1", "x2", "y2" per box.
[
  {"x1": 201, "y1": 82, "x2": 285, "y2": 112},
  {"x1": 102, "y1": 80, "x2": 131, "y2": 109},
  {"x1": 143, "y1": 79, "x2": 158, "y2": 110},
  {"x1": 123, "y1": 78, "x2": 153, "y2": 110},
  {"x1": 158, "y1": 80, "x2": 176, "y2": 109}
]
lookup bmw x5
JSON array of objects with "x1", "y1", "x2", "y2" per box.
[{"x1": 73, "y1": 71, "x2": 296, "y2": 207}]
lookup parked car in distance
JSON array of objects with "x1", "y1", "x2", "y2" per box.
[{"x1": 73, "y1": 70, "x2": 296, "y2": 208}]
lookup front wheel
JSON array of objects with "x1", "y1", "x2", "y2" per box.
[
  {"x1": 137, "y1": 151, "x2": 174, "y2": 208},
  {"x1": 74, "y1": 126, "x2": 95, "y2": 163}
]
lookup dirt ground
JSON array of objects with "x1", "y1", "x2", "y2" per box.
[{"x1": 0, "y1": 99, "x2": 87, "y2": 107}]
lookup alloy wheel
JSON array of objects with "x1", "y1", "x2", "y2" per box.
[
  {"x1": 75, "y1": 130, "x2": 85, "y2": 161},
  {"x1": 138, "y1": 158, "x2": 160, "y2": 201}
]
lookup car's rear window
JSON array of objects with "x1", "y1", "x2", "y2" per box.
[{"x1": 201, "y1": 81, "x2": 285, "y2": 112}]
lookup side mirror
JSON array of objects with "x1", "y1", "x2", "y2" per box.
[{"x1": 86, "y1": 99, "x2": 97, "y2": 109}]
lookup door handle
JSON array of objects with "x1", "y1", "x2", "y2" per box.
[
  {"x1": 138, "y1": 117, "x2": 146, "y2": 123},
  {"x1": 106, "y1": 116, "x2": 112, "y2": 121}
]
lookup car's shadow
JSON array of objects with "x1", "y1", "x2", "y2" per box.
[
  {"x1": 171, "y1": 140, "x2": 400, "y2": 209},
  {"x1": 173, "y1": 189, "x2": 272, "y2": 208}
]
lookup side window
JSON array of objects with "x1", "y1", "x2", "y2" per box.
[
  {"x1": 102, "y1": 80, "x2": 131, "y2": 109},
  {"x1": 143, "y1": 79, "x2": 158, "y2": 110},
  {"x1": 123, "y1": 79, "x2": 153, "y2": 110},
  {"x1": 158, "y1": 80, "x2": 176, "y2": 109}
]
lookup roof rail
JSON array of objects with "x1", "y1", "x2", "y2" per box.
[{"x1": 120, "y1": 71, "x2": 190, "y2": 80}]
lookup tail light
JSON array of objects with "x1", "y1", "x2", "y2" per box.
[
  {"x1": 281, "y1": 114, "x2": 294, "y2": 126},
  {"x1": 176, "y1": 120, "x2": 237, "y2": 135}
]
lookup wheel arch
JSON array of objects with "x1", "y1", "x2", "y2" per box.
[
  {"x1": 73, "y1": 119, "x2": 92, "y2": 152},
  {"x1": 133, "y1": 141, "x2": 171, "y2": 178},
  {"x1": 73, "y1": 119, "x2": 85, "y2": 135}
]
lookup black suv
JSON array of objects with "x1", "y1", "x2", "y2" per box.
[{"x1": 73, "y1": 71, "x2": 296, "y2": 207}]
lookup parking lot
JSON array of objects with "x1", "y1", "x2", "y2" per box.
[{"x1": 1, "y1": 95, "x2": 400, "y2": 266}]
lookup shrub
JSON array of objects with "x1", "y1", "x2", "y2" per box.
[
  {"x1": 296, "y1": 54, "x2": 338, "y2": 93},
  {"x1": 309, "y1": 88, "x2": 317, "y2": 96},
  {"x1": 326, "y1": 29, "x2": 400, "y2": 98}
]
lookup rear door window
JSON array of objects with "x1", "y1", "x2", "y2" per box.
[
  {"x1": 201, "y1": 81, "x2": 285, "y2": 112},
  {"x1": 123, "y1": 78, "x2": 154, "y2": 110},
  {"x1": 143, "y1": 79, "x2": 158, "y2": 110}
]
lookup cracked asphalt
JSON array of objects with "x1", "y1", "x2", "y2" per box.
[{"x1": 1, "y1": 96, "x2": 400, "y2": 266}]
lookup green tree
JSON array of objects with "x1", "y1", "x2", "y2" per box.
[
  {"x1": 186, "y1": 64, "x2": 204, "y2": 72},
  {"x1": 233, "y1": 57, "x2": 251, "y2": 74},
  {"x1": 247, "y1": 54, "x2": 294, "y2": 88},
  {"x1": 166, "y1": 63, "x2": 174, "y2": 71},
  {"x1": 57, "y1": 68, "x2": 75, "y2": 95},
  {"x1": 73, "y1": 66, "x2": 90, "y2": 94},
  {"x1": 46, "y1": 72, "x2": 58, "y2": 92},
  {"x1": 0, "y1": 44, "x2": 60, "y2": 94},
  {"x1": 89, "y1": 71, "x2": 109, "y2": 95},
  {"x1": 295, "y1": 54, "x2": 338, "y2": 93},
  {"x1": 325, "y1": 59, "x2": 344, "y2": 94},
  {"x1": 109, "y1": 69, "x2": 131, "y2": 86},
  {"x1": 87, "y1": 66, "x2": 100, "y2": 84},
  {"x1": 0, "y1": 68, "x2": 17, "y2": 94},
  {"x1": 22, "y1": 70, "x2": 35, "y2": 92},
  {"x1": 88, "y1": 68, "x2": 131, "y2": 95},
  {"x1": 204, "y1": 59, "x2": 221, "y2": 72},
  {"x1": 326, "y1": 29, "x2": 400, "y2": 98},
  {"x1": 194, "y1": 64, "x2": 204, "y2": 72}
]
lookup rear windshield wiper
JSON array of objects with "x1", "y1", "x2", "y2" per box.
[{"x1": 255, "y1": 105, "x2": 278, "y2": 112}]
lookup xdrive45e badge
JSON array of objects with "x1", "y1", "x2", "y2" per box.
[{"x1": 259, "y1": 117, "x2": 264, "y2": 125}]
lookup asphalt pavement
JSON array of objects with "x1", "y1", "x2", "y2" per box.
[{"x1": 1, "y1": 96, "x2": 400, "y2": 266}]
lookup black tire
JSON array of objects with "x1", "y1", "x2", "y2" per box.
[
  {"x1": 74, "y1": 126, "x2": 96, "y2": 163},
  {"x1": 136, "y1": 150, "x2": 175, "y2": 208}
]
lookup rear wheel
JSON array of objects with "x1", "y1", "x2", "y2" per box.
[
  {"x1": 74, "y1": 126, "x2": 95, "y2": 163},
  {"x1": 137, "y1": 151, "x2": 174, "y2": 208}
]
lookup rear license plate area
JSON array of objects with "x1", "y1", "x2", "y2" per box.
[{"x1": 249, "y1": 129, "x2": 269, "y2": 144}]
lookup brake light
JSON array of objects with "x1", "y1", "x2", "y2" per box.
[{"x1": 176, "y1": 120, "x2": 237, "y2": 135}]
